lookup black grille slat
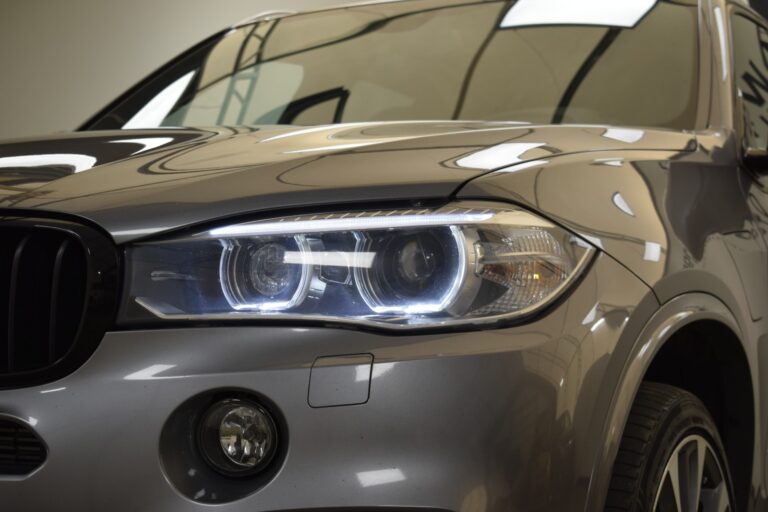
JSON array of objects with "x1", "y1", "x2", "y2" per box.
[
  {"x1": 48, "y1": 239, "x2": 69, "y2": 363},
  {"x1": 0, "y1": 419, "x2": 46, "y2": 475},
  {"x1": 0, "y1": 230, "x2": 23, "y2": 373},
  {"x1": 12, "y1": 234, "x2": 63, "y2": 371},
  {"x1": 50, "y1": 240, "x2": 87, "y2": 362},
  {"x1": 6, "y1": 234, "x2": 30, "y2": 372},
  {"x1": 0, "y1": 216, "x2": 118, "y2": 390},
  {"x1": 0, "y1": 218, "x2": 118, "y2": 388}
]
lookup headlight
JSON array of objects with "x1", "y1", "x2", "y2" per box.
[{"x1": 119, "y1": 202, "x2": 595, "y2": 329}]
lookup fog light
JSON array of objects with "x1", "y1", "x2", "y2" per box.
[{"x1": 198, "y1": 399, "x2": 277, "y2": 476}]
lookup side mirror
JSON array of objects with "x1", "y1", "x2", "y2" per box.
[
  {"x1": 737, "y1": 95, "x2": 768, "y2": 175},
  {"x1": 744, "y1": 146, "x2": 768, "y2": 175}
]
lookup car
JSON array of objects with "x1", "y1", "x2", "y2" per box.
[{"x1": 2, "y1": 0, "x2": 768, "y2": 510}]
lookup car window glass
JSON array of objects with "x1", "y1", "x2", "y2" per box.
[
  {"x1": 732, "y1": 13, "x2": 768, "y2": 149},
  {"x1": 87, "y1": 0, "x2": 700, "y2": 131}
]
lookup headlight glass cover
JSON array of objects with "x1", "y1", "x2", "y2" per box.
[{"x1": 120, "y1": 202, "x2": 595, "y2": 329}]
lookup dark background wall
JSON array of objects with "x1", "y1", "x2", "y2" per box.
[
  {"x1": 755, "y1": 0, "x2": 768, "y2": 18},
  {"x1": 0, "y1": 0, "x2": 346, "y2": 140}
]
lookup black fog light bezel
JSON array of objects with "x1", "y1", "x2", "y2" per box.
[
  {"x1": 197, "y1": 398, "x2": 279, "y2": 478},
  {"x1": 160, "y1": 389, "x2": 287, "y2": 503}
]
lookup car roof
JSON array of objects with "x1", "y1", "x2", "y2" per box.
[
  {"x1": 233, "y1": 0, "x2": 483, "y2": 27},
  {"x1": 234, "y1": 0, "x2": 768, "y2": 29}
]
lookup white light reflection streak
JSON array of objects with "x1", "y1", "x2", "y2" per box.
[
  {"x1": 355, "y1": 365, "x2": 372, "y2": 382},
  {"x1": 456, "y1": 142, "x2": 546, "y2": 170},
  {"x1": 714, "y1": 7, "x2": 729, "y2": 81},
  {"x1": 109, "y1": 137, "x2": 174, "y2": 155},
  {"x1": 500, "y1": 0, "x2": 657, "y2": 28},
  {"x1": 582, "y1": 304, "x2": 599, "y2": 325},
  {"x1": 356, "y1": 468, "x2": 406, "y2": 487},
  {"x1": 111, "y1": 227, "x2": 171, "y2": 238},
  {"x1": 492, "y1": 159, "x2": 549, "y2": 174},
  {"x1": 284, "y1": 143, "x2": 371, "y2": 154},
  {"x1": 580, "y1": 234, "x2": 604, "y2": 250},
  {"x1": 124, "y1": 71, "x2": 195, "y2": 129},
  {"x1": 612, "y1": 192, "x2": 635, "y2": 217},
  {"x1": 594, "y1": 157, "x2": 624, "y2": 167},
  {"x1": 638, "y1": 340, "x2": 653, "y2": 358},
  {"x1": 371, "y1": 362, "x2": 396, "y2": 380},
  {"x1": 124, "y1": 364, "x2": 177, "y2": 380},
  {"x1": 643, "y1": 242, "x2": 662, "y2": 262},
  {"x1": 40, "y1": 387, "x2": 66, "y2": 394},
  {"x1": 354, "y1": 362, "x2": 395, "y2": 382},
  {"x1": 283, "y1": 251, "x2": 376, "y2": 268},
  {"x1": 603, "y1": 128, "x2": 644, "y2": 144},
  {"x1": 208, "y1": 212, "x2": 494, "y2": 237},
  {"x1": 0, "y1": 154, "x2": 97, "y2": 173},
  {"x1": 261, "y1": 124, "x2": 367, "y2": 143},
  {"x1": 590, "y1": 317, "x2": 607, "y2": 333}
]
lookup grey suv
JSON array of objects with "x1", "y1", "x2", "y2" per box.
[{"x1": 0, "y1": 1, "x2": 766, "y2": 511}]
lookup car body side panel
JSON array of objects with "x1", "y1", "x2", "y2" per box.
[
  {"x1": 458, "y1": 140, "x2": 752, "y2": 296},
  {"x1": 458, "y1": 137, "x2": 768, "y2": 341},
  {"x1": 458, "y1": 137, "x2": 768, "y2": 510},
  {"x1": 585, "y1": 292, "x2": 761, "y2": 512}
]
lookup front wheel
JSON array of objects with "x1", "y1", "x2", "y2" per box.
[{"x1": 605, "y1": 382, "x2": 734, "y2": 512}]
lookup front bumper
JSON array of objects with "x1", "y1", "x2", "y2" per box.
[{"x1": 0, "y1": 253, "x2": 654, "y2": 512}]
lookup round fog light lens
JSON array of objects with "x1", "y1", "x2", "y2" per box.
[{"x1": 199, "y1": 400, "x2": 277, "y2": 476}]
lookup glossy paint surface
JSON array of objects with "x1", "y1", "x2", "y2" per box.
[
  {"x1": 0, "y1": 122, "x2": 694, "y2": 243},
  {"x1": 0, "y1": 0, "x2": 767, "y2": 511},
  {"x1": 0, "y1": 254, "x2": 658, "y2": 511}
]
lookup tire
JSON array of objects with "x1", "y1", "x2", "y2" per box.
[{"x1": 605, "y1": 382, "x2": 735, "y2": 512}]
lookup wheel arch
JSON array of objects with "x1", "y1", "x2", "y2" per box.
[{"x1": 586, "y1": 292, "x2": 757, "y2": 512}]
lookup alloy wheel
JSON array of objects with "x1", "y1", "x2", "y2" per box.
[{"x1": 652, "y1": 434, "x2": 731, "y2": 512}]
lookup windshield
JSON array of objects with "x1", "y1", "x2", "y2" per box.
[{"x1": 86, "y1": 0, "x2": 700, "y2": 131}]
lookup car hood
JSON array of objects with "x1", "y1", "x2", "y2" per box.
[{"x1": 0, "y1": 122, "x2": 695, "y2": 243}]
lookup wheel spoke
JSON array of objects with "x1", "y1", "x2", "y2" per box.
[
  {"x1": 716, "y1": 481, "x2": 731, "y2": 512},
  {"x1": 673, "y1": 438, "x2": 704, "y2": 512},
  {"x1": 692, "y1": 438, "x2": 707, "y2": 509},
  {"x1": 700, "y1": 481, "x2": 730, "y2": 512},
  {"x1": 665, "y1": 456, "x2": 684, "y2": 512}
]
